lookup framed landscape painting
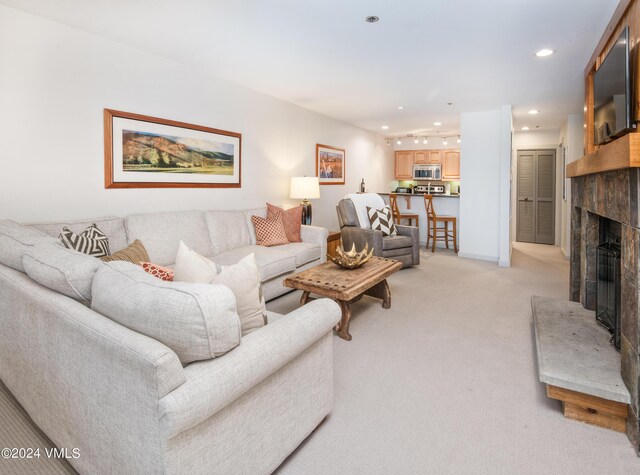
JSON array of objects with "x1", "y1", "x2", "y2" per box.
[
  {"x1": 316, "y1": 144, "x2": 345, "y2": 185},
  {"x1": 104, "y1": 109, "x2": 241, "y2": 188}
]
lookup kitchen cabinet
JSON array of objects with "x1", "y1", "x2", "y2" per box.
[
  {"x1": 427, "y1": 151, "x2": 442, "y2": 164},
  {"x1": 414, "y1": 151, "x2": 429, "y2": 164},
  {"x1": 394, "y1": 151, "x2": 414, "y2": 179},
  {"x1": 442, "y1": 150, "x2": 460, "y2": 180}
]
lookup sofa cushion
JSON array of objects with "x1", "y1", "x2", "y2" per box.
[
  {"x1": 278, "y1": 242, "x2": 321, "y2": 267},
  {"x1": 211, "y1": 245, "x2": 296, "y2": 281},
  {"x1": 173, "y1": 241, "x2": 219, "y2": 283},
  {"x1": 0, "y1": 219, "x2": 58, "y2": 272},
  {"x1": 29, "y1": 216, "x2": 128, "y2": 254},
  {"x1": 382, "y1": 235, "x2": 414, "y2": 251},
  {"x1": 100, "y1": 239, "x2": 150, "y2": 264},
  {"x1": 125, "y1": 211, "x2": 212, "y2": 266},
  {"x1": 22, "y1": 243, "x2": 103, "y2": 305},
  {"x1": 204, "y1": 210, "x2": 252, "y2": 255},
  {"x1": 92, "y1": 262, "x2": 241, "y2": 364},
  {"x1": 59, "y1": 223, "x2": 111, "y2": 258}
]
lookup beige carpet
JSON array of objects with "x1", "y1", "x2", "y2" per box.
[{"x1": 0, "y1": 243, "x2": 638, "y2": 474}]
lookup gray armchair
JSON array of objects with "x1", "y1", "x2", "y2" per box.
[{"x1": 336, "y1": 197, "x2": 420, "y2": 268}]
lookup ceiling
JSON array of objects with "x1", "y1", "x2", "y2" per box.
[{"x1": 1, "y1": 0, "x2": 620, "y2": 138}]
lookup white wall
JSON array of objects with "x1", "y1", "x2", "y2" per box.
[
  {"x1": 459, "y1": 109, "x2": 512, "y2": 263},
  {"x1": 0, "y1": 6, "x2": 392, "y2": 230},
  {"x1": 498, "y1": 106, "x2": 513, "y2": 267}
]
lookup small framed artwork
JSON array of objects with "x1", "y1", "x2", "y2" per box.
[
  {"x1": 104, "y1": 109, "x2": 241, "y2": 188},
  {"x1": 316, "y1": 144, "x2": 345, "y2": 185}
]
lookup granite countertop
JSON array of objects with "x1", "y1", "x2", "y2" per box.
[{"x1": 379, "y1": 192, "x2": 460, "y2": 198}]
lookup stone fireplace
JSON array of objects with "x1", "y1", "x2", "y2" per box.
[{"x1": 570, "y1": 168, "x2": 640, "y2": 453}]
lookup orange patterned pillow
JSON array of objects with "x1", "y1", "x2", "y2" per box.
[
  {"x1": 267, "y1": 203, "x2": 302, "y2": 242},
  {"x1": 251, "y1": 213, "x2": 289, "y2": 247},
  {"x1": 140, "y1": 262, "x2": 174, "y2": 281}
]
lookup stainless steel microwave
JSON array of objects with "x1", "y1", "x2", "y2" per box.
[{"x1": 413, "y1": 164, "x2": 441, "y2": 180}]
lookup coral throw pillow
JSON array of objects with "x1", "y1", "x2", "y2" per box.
[
  {"x1": 251, "y1": 213, "x2": 289, "y2": 247},
  {"x1": 267, "y1": 203, "x2": 302, "y2": 242},
  {"x1": 140, "y1": 262, "x2": 174, "y2": 282}
]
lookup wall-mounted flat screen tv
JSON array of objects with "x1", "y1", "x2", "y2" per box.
[{"x1": 593, "y1": 26, "x2": 633, "y2": 145}]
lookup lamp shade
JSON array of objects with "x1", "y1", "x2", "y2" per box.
[{"x1": 290, "y1": 177, "x2": 320, "y2": 199}]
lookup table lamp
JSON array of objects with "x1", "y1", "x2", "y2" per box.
[{"x1": 290, "y1": 176, "x2": 320, "y2": 225}]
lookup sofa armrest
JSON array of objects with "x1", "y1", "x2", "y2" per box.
[
  {"x1": 396, "y1": 224, "x2": 420, "y2": 265},
  {"x1": 340, "y1": 226, "x2": 384, "y2": 255},
  {"x1": 300, "y1": 225, "x2": 329, "y2": 262},
  {"x1": 159, "y1": 298, "x2": 341, "y2": 438}
]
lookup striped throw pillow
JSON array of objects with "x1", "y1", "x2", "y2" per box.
[
  {"x1": 59, "y1": 223, "x2": 110, "y2": 257},
  {"x1": 366, "y1": 206, "x2": 397, "y2": 236}
]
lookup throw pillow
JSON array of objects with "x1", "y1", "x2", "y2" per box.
[
  {"x1": 140, "y1": 262, "x2": 174, "y2": 282},
  {"x1": 267, "y1": 203, "x2": 303, "y2": 242},
  {"x1": 173, "y1": 241, "x2": 219, "y2": 283},
  {"x1": 100, "y1": 240, "x2": 149, "y2": 264},
  {"x1": 251, "y1": 213, "x2": 289, "y2": 247},
  {"x1": 366, "y1": 206, "x2": 397, "y2": 236},
  {"x1": 210, "y1": 253, "x2": 267, "y2": 335},
  {"x1": 59, "y1": 223, "x2": 110, "y2": 258}
]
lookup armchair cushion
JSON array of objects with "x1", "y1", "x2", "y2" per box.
[{"x1": 382, "y1": 235, "x2": 414, "y2": 250}]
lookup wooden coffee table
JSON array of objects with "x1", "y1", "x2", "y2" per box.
[{"x1": 283, "y1": 256, "x2": 402, "y2": 341}]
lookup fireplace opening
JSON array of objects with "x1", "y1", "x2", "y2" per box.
[{"x1": 596, "y1": 217, "x2": 621, "y2": 350}]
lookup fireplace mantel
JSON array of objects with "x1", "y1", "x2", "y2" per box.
[{"x1": 567, "y1": 133, "x2": 640, "y2": 178}]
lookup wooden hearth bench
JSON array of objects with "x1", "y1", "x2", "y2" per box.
[{"x1": 532, "y1": 296, "x2": 631, "y2": 432}]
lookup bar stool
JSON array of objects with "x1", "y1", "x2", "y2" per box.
[
  {"x1": 424, "y1": 194, "x2": 458, "y2": 253},
  {"x1": 389, "y1": 193, "x2": 419, "y2": 227}
]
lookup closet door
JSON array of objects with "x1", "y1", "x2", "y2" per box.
[
  {"x1": 516, "y1": 151, "x2": 536, "y2": 243},
  {"x1": 535, "y1": 151, "x2": 556, "y2": 244},
  {"x1": 516, "y1": 150, "x2": 555, "y2": 244}
]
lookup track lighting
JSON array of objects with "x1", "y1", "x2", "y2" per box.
[
  {"x1": 457, "y1": 136, "x2": 461, "y2": 143},
  {"x1": 386, "y1": 139, "x2": 391, "y2": 146},
  {"x1": 443, "y1": 138, "x2": 448, "y2": 145},
  {"x1": 396, "y1": 139, "x2": 402, "y2": 145},
  {"x1": 414, "y1": 137, "x2": 419, "y2": 144},
  {"x1": 423, "y1": 137, "x2": 428, "y2": 144}
]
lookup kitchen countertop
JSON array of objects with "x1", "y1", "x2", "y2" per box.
[{"x1": 379, "y1": 192, "x2": 460, "y2": 198}]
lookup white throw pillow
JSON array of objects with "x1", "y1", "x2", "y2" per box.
[
  {"x1": 210, "y1": 254, "x2": 267, "y2": 335},
  {"x1": 173, "y1": 241, "x2": 219, "y2": 282},
  {"x1": 173, "y1": 242, "x2": 266, "y2": 335}
]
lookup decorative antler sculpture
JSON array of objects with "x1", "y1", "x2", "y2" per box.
[{"x1": 328, "y1": 241, "x2": 374, "y2": 269}]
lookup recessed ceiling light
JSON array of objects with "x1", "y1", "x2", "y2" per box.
[
  {"x1": 535, "y1": 48, "x2": 554, "y2": 57},
  {"x1": 528, "y1": 109, "x2": 539, "y2": 115},
  {"x1": 434, "y1": 121, "x2": 442, "y2": 126},
  {"x1": 521, "y1": 126, "x2": 530, "y2": 131},
  {"x1": 365, "y1": 16, "x2": 379, "y2": 23},
  {"x1": 381, "y1": 125, "x2": 389, "y2": 130},
  {"x1": 397, "y1": 106, "x2": 404, "y2": 110}
]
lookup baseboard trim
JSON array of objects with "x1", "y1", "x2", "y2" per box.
[
  {"x1": 498, "y1": 259, "x2": 511, "y2": 268},
  {"x1": 561, "y1": 247, "x2": 570, "y2": 261},
  {"x1": 458, "y1": 251, "x2": 499, "y2": 263}
]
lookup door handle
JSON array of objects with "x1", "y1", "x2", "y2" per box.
[{"x1": 519, "y1": 197, "x2": 530, "y2": 202}]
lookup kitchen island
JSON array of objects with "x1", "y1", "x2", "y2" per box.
[{"x1": 379, "y1": 192, "x2": 460, "y2": 249}]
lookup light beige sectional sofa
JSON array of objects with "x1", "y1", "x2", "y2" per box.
[{"x1": 0, "y1": 208, "x2": 340, "y2": 474}]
